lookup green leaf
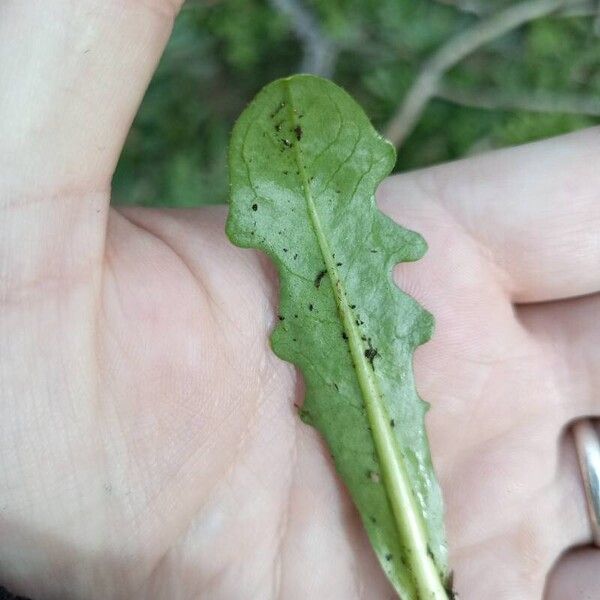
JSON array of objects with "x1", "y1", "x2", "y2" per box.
[{"x1": 226, "y1": 74, "x2": 450, "y2": 599}]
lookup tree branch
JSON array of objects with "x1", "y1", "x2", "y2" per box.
[
  {"x1": 434, "y1": 0, "x2": 595, "y2": 17},
  {"x1": 384, "y1": 0, "x2": 582, "y2": 148},
  {"x1": 438, "y1": 83, "x2": 600, "y2": 115},
  {"x1": 268, "y1": 0, "x2": 337, "y2": 77}
]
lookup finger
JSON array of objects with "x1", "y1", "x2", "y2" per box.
[
  {"x1": 545, "y1": 546, "x2": 600, "y2": 600},
  {"x1": 378, "y1": 127, "x2": 600, "y2": 304},
  {"x1": 448, "y1": 432, "x2": 590, "y2": 600},
  {"x1": 0, "y1": 0, "x2": 181, "y2": 188},
  {"x1": 517, "y1": 293, "x2": 600, "y2": 420},
  {"x1": 0, "y1": 1, "x2": 182, "y2": 296}
]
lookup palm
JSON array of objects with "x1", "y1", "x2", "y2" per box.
[{"x1": 1, "y1": 3, "x2": 598, "y2": 600}]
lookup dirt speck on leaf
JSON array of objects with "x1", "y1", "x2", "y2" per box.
[
  {"x1": 314, "y1": 269, "x2": 327, "y2": 288},
  {"x1": 270, "y1": 101, "x2": 285, "y2": 118},
  {"x1": 368, "y1": 470, "x2": 380, "y2": 483},
  {"x1": 364, "y1": 342, "x2": 379, "y2": 369}
]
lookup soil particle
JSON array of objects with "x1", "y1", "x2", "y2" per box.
[{"x1": 314, "y1": 269, "x2": 327, "y2": 288}]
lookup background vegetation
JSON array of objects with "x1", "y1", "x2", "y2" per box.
[{"x1": 113, "y1": 0, "x2": 600, "y2": 207}]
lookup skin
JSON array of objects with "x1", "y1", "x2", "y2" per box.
[{"x1": 0, "y1": 1, "x2": 598, "y2": 599}]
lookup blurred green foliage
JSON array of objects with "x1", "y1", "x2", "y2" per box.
[{"x1": 113, "y1": 0, "x2": 600, "y2": 207}]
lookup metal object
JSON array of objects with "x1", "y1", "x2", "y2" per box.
[{"x1": 573, "y1": 419, "x2": 600, "y2": 547}]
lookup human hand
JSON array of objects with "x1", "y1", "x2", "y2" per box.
[{"x1": 1, "y1": 2, "x2": 598, "y2": 599}]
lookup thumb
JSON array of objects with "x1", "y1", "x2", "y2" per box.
[{"x1": 0, "y1": 0, "x2": 183, "y2": 296}]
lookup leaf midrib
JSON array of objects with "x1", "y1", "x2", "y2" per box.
[{"x1": 282, "y1": 79, "x2": 448, "y2": 600}]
